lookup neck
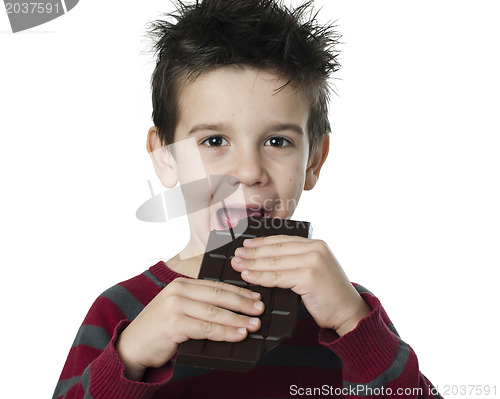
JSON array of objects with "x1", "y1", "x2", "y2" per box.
[
  {"x1": 166, "y1": 223, "x2": 211, "y2": 278},
  {"x1": 166, "y1": 233, "x2": 208, "y2": 278},
  {"x1": 166, "y1": 251, "x2": 203, "y2": 278}
]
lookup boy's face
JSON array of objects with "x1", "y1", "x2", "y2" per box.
[{"x1": 149, "y1": 67, "x2": 328, "y2": 251}]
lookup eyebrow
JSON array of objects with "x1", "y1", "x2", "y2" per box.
[
  {"x1": 268, "y1": 123, "x2": 304, "y2": 136},
  {"x1": 187, "y1": 123, "x2": 225, "y2": 135},
  {"x1": 188, "y1": 122, "x2": 304, "y2": 136}
]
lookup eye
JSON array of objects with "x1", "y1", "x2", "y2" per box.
[
  {"x1": 200, "y1": 135, "x2": 229, "y2": 147},
  {"x1": 264, "y1": 136, "x2": 292, "y2": 148}
]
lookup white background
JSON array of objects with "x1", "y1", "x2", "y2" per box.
[{"x1": 1, "y1": 0, "x2": 499, "y2": 397}]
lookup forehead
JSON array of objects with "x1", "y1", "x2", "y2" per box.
[{"x1": 175, "y1": 67, "x2": 310, "y2": 137}]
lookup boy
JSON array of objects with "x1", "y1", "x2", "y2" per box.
[{"x1": 53, "y1": 0, "x2": 441, "y2": 397}]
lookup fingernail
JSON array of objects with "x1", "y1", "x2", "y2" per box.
[
  {"x1": 253, "y1": 301, "x2": 263, "y2": 311},
  {"x1": 250, "y1": 291, "x2": 260, "y2": 299},
  {"x1": 243, "y1": 239, "x2": 253, "y2": 246},
  {"x1": 237, "y1": 328, "x2": 247, "y2": 334},
  {"x1": 235, "y1": 247, "x2": 246, "y2": 256},
  {"x1": 248, "y1": 318, "x2": 260, "y2": 326},
  {"x1": 242, "y1": 269, "x2": 251, "y2": 276},
  {"x1": 233, "y1": 256, "x2": 243, "y2": 263}
]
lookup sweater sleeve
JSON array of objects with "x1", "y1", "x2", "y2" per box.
[
  {"x1": 52, "y1": 282, "x2": 173, "y2": 399},
  {"x1": 318, "y1": 285, "x2": 442, "y2": 398}
]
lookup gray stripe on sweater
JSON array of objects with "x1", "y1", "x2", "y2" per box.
[
  {"x1": 143, "y1": 269, "x2": 167, "y2": 289},
  {"x1": 52, "y1": 375, "x2": 80, "y2": 398},
  {"x1": 100, "y1": 284, "x2": 145, "y2": 321},
  {"x1": 353, "y1": 284, "x2": 375, "y2": 297},
  {"x1": 71, "y1": 325, "x2": 111, "y2": 351},
  {"x1": 81, "y1": 365, "x2": 94, "y2": 399},
  {"x1": 387, "y1": 323, "x2": 399, "y2": 337},
  {"x1": 343, "y1": 339, "x2": 411, "y2": 395},
  {"x1": 53, "y1": 285, "x2": 144, "y2": 398}
]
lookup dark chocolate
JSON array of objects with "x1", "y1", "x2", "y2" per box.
[{"x1": 175, "y1": 217, "x2": 312, "y2": 372}]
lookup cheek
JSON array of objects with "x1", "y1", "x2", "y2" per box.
[
  {"x1": 196, "y1": 152, "x2": 229, "y2": 178},
  {"x1": 289, "y1": 163, "x2": 307, "y2": 189},
  {"x1": 279, "y1": 164, "x2": 307, "y2": 202}
]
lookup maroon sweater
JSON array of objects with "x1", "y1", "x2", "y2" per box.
[{"x1": 53, "y1": 261, "x2": 441, "y2": 398}]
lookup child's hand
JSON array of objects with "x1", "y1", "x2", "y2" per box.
[
  {"x1": 231, "y1": 236, "x2": 371, "y2": 336},
  {"x1": 116, "y1": 278, "x2": 264, "y2": 380}
]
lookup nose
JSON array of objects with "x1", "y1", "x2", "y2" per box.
[{"x1": 230, "y1": 147, "x2": 269, "y2": 187}]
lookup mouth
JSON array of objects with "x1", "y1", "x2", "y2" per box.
[{"x1": 216, "y1": 205, "x2": 269, "y2": 229}]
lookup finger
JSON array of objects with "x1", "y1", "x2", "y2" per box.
[
  {"x1": 240, "y1": 268, "x2": 301, "y2": 291},
  {"x1": 172, "y1": 277, "x2": 261, "y2": 300},
  {"x1": 168, "y1": 279, "x2": 264, "y2": 316},
  {"x1": 232, "y1": 252, "x2": 311, "y2": 273},
  {"x1": 242, "y1": 234, "x2": 310, "y2": 248},
  {"x1": 180, "y1": 315, "x2": 250, "y2": 342},
  {"x1": 234, "y1": 240, "x2": 313, "y2": 260},
  {"x1": 180, "y1": 297, "x2": 262, "y2": 332}
]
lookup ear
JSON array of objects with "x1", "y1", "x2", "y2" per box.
[
  {"x1": 304, "y1": 134, "x2": 330, "y2": 191},
  {"x1": 147, "y1": 126, "x2": 178, "y2": 188}
]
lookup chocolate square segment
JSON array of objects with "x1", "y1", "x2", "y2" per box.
[{"x1": 175, "y1": 217, "x2": 312, "y2": 372}]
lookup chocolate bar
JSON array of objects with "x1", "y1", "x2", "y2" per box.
[{"x1": 175, "y1": 217, "x2": 312, "y2": 372}]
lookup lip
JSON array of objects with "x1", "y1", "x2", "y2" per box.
[{"x1": 215, "y1": 203, "x2": 271, "y2": 229}]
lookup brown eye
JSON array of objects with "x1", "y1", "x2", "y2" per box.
[
  {"x1": 264, "y1": 136, "x2": 292, "y2": 147},
  {"x1": 201, "y1": 136, "x2": 229, "y2": 147}
]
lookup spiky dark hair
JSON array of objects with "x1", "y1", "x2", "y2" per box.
[{"x1": 147, "y1": 0, "x2": 340, "y2": 153}]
